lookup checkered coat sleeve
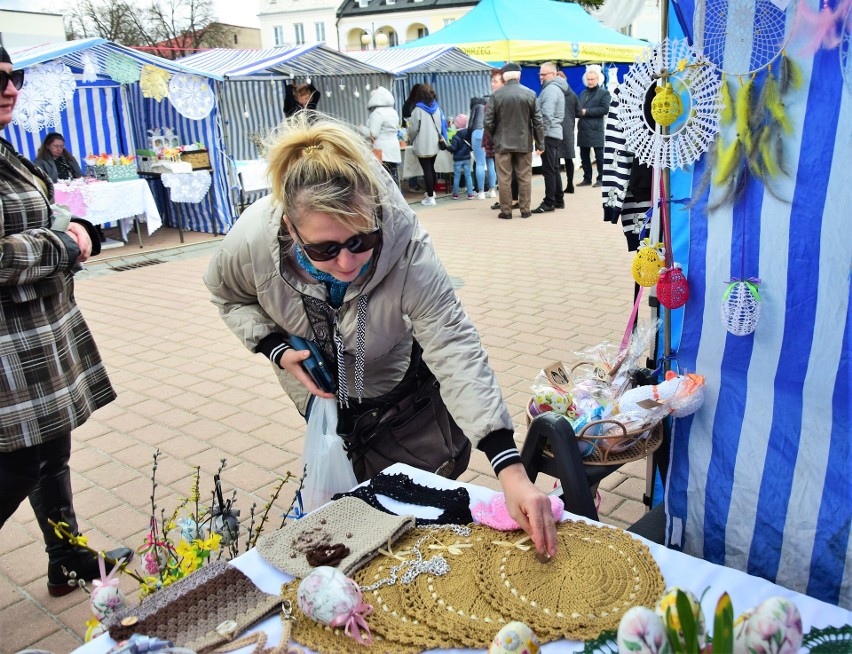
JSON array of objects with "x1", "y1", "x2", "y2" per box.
[{"x1": 0, "y1": 139, "x2": 115, "y2": 451}]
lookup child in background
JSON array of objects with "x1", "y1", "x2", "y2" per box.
[{"x1": 447, "y1": 114, "x2": 475, "y2": 200}]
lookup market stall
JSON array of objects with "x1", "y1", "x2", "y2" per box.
[
  {"x1": 72, "y1": 464, "x2": 852, "y2": 654},
  {"x1": 178, "y1": 45, "x2": 392, "y2": 207},
  {"x1": 1, "y1": 38, "x2": 232, "y2": 235}
]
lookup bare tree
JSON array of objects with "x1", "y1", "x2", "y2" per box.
[{"x1": 60, "y1": 0, "x2": 230, "y2": 59}]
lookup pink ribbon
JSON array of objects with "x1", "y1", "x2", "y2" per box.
[
  {"x1": 328, "y1": 589, "x2": 373, "y2": 646},
  {"x1": 91, "y1": 554, "x2": 125, "y2": 590}
]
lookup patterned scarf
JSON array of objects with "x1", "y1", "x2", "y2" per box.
[{"x1": 294, "y1": 245, "x2": 370, "y2": 308}]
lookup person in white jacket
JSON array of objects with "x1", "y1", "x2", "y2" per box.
[
  {"x1": 204, "y1": 113, "x2": 557, "y2": 559},
  {"x1": 366, "y1": 86, "x2": 402, "y2": 188}
]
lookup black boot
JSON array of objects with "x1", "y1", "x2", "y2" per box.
[{"x1": 27, "y1": 440, "x2": 132, "y2": 597}]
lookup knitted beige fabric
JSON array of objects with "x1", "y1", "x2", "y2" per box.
[
  {"x1": 106, "y1": 562, "x2": 280, "y2": 653},
  {"x1": 256, "y1": 496, "x2": 416, "y2": 578},
  {"x1": 282, "y1": 522, "x2": 665, "y2": 652}
]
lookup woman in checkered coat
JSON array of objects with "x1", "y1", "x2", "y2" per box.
[{"x1": 0, "y1": 46, "x2": 130, "y2": 596}]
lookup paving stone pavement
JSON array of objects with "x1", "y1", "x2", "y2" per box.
[{"x1": 0, "y1": 175, "x2": 654, "y2": 653}]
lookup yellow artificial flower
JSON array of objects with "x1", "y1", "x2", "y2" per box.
[{"x1": 175, "y1": 539, "x2": 202, "y2": 574}]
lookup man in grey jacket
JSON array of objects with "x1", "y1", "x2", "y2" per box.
[
  {"x1": 532, "y1": 61, "x2": 566, "y2": 214},
  {"x1": 484, "y1": 62, "x2": 544, "y2": 220}
]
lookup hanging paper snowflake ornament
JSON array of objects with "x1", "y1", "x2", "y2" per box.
[
  {"x1": 619, "y1": 38, "x2": 725, "y2": 170},
  {"x1": 140, "y1": 65, "x2": 171, "y2": 101},
  {"x1": 168, "y1": 74, "x2": 215, "y2": 120},
  {"x1": 722, "y1": 278, "x2": 762, "y2": 335},
  {"x1": 105, "y1": 52, "x2": 140, "y2": 84},
  {"x1": 353, "y1": 90, "x2": 360, "y2": 98},
  {"x1": 657, "y1": 264, "x2": 690, "y2": 309},
  {"x1": 696, "y1": 0, "x2": 794, "y2": 76},
  {"x1": 80, "y1": 52, "x2": 100, "y2": 83},
  {"x1": 12, "y1": 62, "x2": 76, "y2": 133},
  {"x1": 631, "y1": 239, "x2": 666, "y2": 287},
  {"x1": 325, "y1": 90, "x2": 332, "y2": 98}
]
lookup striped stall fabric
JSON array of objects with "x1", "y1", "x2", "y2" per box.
[{"x1": 665, "y1": 0, "x2": 851, "y2": 608}]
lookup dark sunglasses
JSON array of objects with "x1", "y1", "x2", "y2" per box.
[
  {"x1": 0, "y1": 70, "x2": 25, "y2": 92},
  {"x1": 292, "y1": 223, "x2": 382, "y2": 262}
]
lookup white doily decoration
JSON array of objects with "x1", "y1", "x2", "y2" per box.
[
  {"x1": 12, "y1": 62, "x2": 76, "y2": 133},
  {"x1": 161, "y1": 171, "x2": 212, "y2": 203},
  {"x1": 168, "y1": 74, "x2": 214, "y2": 120},
  {"x1": 80, "y1": 52, "x2": 100, "y2": 83},
  {"x1": 618, "y1": 38, "x2": 725, "y2": 170},
  {"x1": 721, "y1": 281, "x2": 762, "y2": 336},
  {"x1": 105, "y1": 52, "x2": 140, "y2": 85},
  {"x1": 695, "y1": 0, "x2": 794, "y2": 76},
  {"x1": 842, "y1": 2, "x2": 852, "y2": 95}
]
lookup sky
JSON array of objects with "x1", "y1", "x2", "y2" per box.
[{"x1": 1, "y1": 0, "x2": 262, "y2": 29}]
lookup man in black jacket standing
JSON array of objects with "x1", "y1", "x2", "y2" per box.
[
  {"x1": 577, "y1": 65, "x2": 611, "y2": 188},
  {"x1": 484, "y1": 62, "x2": 544, "y2": 220}
]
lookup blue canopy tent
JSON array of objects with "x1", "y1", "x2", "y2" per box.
[
  {"x1": 1, "y1": 38, "x2": 232, "y2": 235},
  {"x1": 661, "y1": 0, "x2": 851, "y2": 608},
  {"x1": 400, "y1": 0, "x2": 648, "y2": 64},
  {"x1": 178, "y1": 45, "x2": 392, "y2": 209},
  {"x1": 347, "y1": 45, "x2": 492, "y2": 121}
]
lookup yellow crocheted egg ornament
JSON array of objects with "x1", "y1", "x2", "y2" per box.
[
  {"x1": 651, "y1": 85, "x2": 683, "y2": 127},
  {"x1": 632, "y1": 240, "x2": 666, "y2": 287},
  {"x1": 489, "y1": 621, "x2": 540, "y2": 654}
]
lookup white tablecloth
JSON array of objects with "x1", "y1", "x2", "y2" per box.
[
  {"x1": 73, "y1": 464, "x2": 852, "y2": 654},
  {"x1": 402, "y1": 148, "x2": 455, "y2": 179},
  {"x1": 54, "y1": 179, "x2": 162, "y2": 241}
]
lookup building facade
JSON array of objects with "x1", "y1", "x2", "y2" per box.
[
  {"x1": 0, "y1": 9, "x2": 66, "y2": 50},
  {"x1": 258, "y1": 0, "x2": 340, "y2": 50}
]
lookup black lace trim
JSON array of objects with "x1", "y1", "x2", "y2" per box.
[
  {"x1": 300, "y1": 295, "x2": 337, "y2": 376},
  {"x1": 331, "y1": 473, "x2": 473, "y2": 526}
]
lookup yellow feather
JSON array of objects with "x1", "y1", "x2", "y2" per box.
[
  {"x1": 720, "y1": 76, "x2": 734, "y2": 125},
  {"x1": 786, "y1": 55, "x2": 803, "y2": 91},
  {"x1": 758, "y1": 128, "x2": 780, "y2": 178},
  {"x1": 763, "y1": 72, "x2": 791, "y2": 134},
  {"x1": 735, "y1": 77, "x2": 754, "y2": 152},
  {"x1": 713, "y1": 138, "x2": 743, "y2": 185}
]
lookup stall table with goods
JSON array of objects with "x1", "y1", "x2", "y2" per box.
[
  {"x1": 53, "y1": 178, "x2": 162, "y2": 247},
  {"x1": 73, "y1": 463, "x2": 851, "y2": 654}
]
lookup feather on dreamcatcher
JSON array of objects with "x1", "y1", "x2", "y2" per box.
[
  {"x1": 843, "y1": 2, "x2": 852, "y2": 93},
  {"x1": 792, "y1": 0, "x2": 852, "y2": 55}
]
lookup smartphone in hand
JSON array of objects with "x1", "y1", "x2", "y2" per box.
[{"x1": 288, "y1": 335, "x2": 336, "y2": 394}]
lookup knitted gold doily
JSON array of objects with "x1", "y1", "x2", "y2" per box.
[{"x1": 281, "y1": 521, "x2": 664, "y2": 652}]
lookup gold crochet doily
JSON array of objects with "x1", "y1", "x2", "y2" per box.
[{"x1": 282, "y1": 521, "x2": 664, "y2": 652}]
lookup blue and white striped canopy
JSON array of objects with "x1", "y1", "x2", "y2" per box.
[
  {"x1": 348, "y1": 45, "x2": 493, "y2": 74},
  {"x1": 9, "y1": 38, "x2": 221, "y2": 80}
]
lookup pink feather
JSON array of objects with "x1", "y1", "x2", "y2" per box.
[{"x1": 793, "y1": 0, "x2": 852, "y2": 54}]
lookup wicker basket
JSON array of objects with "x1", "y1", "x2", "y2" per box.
[{"x1": 179, "y1": 149, "x2": 210, "y2": 169}]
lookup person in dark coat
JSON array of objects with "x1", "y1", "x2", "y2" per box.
[
  {"x1": 577, "y1": 65, "x2": 611, "y2": 188},
  {"x1": 556, "y1": 70, "x2": 580, "y2": 194},
  {"x1": 0, "y1": 46, "x2": 131, "y2": 597},
  {"x1": 33, "y1": 133, "x2": 83, "y2": 183},
  {"x1": 284, "y1": 81, "x2": 320, "y2": 117}
]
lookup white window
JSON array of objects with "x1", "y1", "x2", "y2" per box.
[
  {"x1": 443, "y1": 18, "x2": 454, "y2": 27},
  {"x1": 294, "y1": 23, "x2": 305, "y2": 45},
  {"x1": 388, "y1": 31, "x2": 398, "y2": 46},
  {"x1": 417, "y1": 26, "x2": 428, "y2": 38},
  {"x1": 315, "y1": 21, "x2": 325, "y2": 42},
  {"x1": 273, "y1": 25, "x2": 284, "y2": 46}
]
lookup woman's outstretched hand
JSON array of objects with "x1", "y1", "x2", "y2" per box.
[
  {"x1": 278, "y1": 348, "x2": 336, "y2": 399},
  {"x1": 497, "y1": 463, "x2": 559, "y2": 558}
]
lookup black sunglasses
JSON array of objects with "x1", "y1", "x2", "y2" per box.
[
  {"x1": 0, "y1": 70, "x2": 25, "y2": 92},
  {"x1": 292, "y1": 223, "x2": 382, "y2": 262}
]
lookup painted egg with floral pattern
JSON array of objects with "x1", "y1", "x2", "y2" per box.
[
  {"x1": 617, "y1": 606, "x2": 672, "y2": 654},
  {"x1": 489, "y1": 621, "x2": 540, "y2": 654},
  {"x1": 298, "y1": 566, "x2": 362, "y2": 627},
  {"x1": 733, "y1": 596, "x2": 802, "y2": 654},
  {"x1": 655, "y1": 587, "x2": 706, "y2": 650}
]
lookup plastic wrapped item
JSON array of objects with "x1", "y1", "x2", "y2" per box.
[{"x1": 302, "y1": 398, "x2": 358, "y2": 512}]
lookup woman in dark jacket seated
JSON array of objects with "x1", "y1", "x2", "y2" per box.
[{"x1": 33, "y1": 133, "x2": 83, "y2": 183}]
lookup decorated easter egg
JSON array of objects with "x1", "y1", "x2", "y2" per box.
[
  {"x1": 632, "y1": 241, "x2": 666, "y2": 287},
  {"x1": 617, "y1": 606, "x2": 672, "y2": 654},
  {"x1": 489, "y1": 620, "x2": 540, "y2": 654},
  {"x1": 651, "y1": 85, "x2": 683, "y2": 127},
  {"x1": 655, "y1": 587, "x2": 706, "y2": 651},
  {"x1": 298, "y1": 566, "x2": 363, "y2": 627},
  {"x1": 213, "y1": 512, "x2": 240, "y2": 546},
  {"x1": 532, "y1": 386, "x2": 570, "y2": 415},
  {"x1": 733, "y1": 596, "x2": 802, "y2": 654},
  {"x1": 90, "y1": 583, "x2": 126, "y2": 621},
  {"x1": 722, "y1": 280, "x2": 761, "y2": 336},
  {"x1": 657, "y1": 265, "x2": 690, "y2": 309}
]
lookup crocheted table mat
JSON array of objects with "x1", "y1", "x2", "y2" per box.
[
  {"x1": 106, "y1": 562, "x2": 280, "y2": 653},
  {"x1": 280, "y1": 580, "x2": 420, "y2": 654},
  {"x1": 256, "y1": 496, "x2": 415, "y2": 578},
  {"x1": 476, "y1": 521, "x2": 665, "y2": 641}
]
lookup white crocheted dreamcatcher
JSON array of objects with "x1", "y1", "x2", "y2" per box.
[
  {"x1": 696, "y1": 0, "x2": 794, "y2": 75},
  {"x1": 168, "y1": 74, "x2": 215, "y2": 120},
  {"x1": 12, "y1": 62, "x2": 76, "y2": 133},
  {"x1": 842, "y1": 2, "x2": 852, "y2": 94},
  {"x1": 618, "y1": 38, "x2": 724, "y2": 170}
]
